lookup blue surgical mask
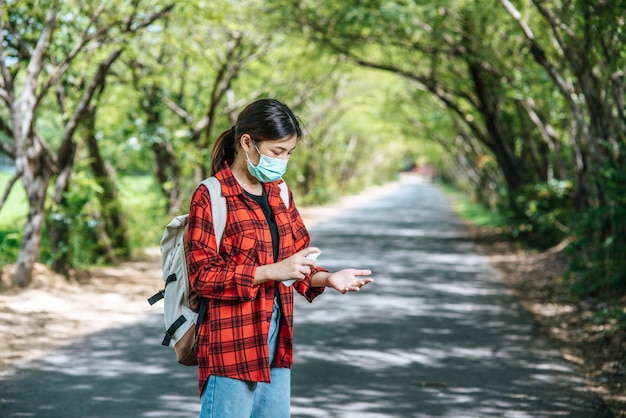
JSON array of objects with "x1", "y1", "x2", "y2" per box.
[{"x1": 246, "y1": 143, "x2": 288, "y2": 182}]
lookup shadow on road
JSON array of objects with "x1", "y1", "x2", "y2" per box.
[{"x1": 0, "y1": 314, "x2": 199, "y2": 417}]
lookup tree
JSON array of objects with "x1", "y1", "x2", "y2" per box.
[
  {"x1": 500, "y1": 0, "x2": 626, "y2": 292},
  {"x1": 267, "y1": 1, "x2": 540, "y2": 207},
  {"x1": 500, "y1": 0, "x2": 625, "y2": 209},
  {"x1": 270, "y1": 0, "x2": 625, "y2": 291},
  {"x1": 47, "y1": 49, "x2": 126, "y2": 274},
  {"x1": 0, "y1": 0, "x2": 173, "y2": 286},
  {"x1": 120, "y1": 1, "x2": 276, "y2": 216}
]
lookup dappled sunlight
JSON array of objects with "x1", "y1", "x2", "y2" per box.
[
  {"x1": 427, "y1": 282, "x2": 508, "y2": 296},
  {"x1": 292, "y1": 181, "x2": 608, "y2": 417},
  {"x1": 36, "y1": 351, "x2": 170, "y2": 377},
  {"x1": 0, "y1": 315, "x2": 200, "y2": 417}
]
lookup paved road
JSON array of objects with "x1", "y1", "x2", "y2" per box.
[{"x1": 0, "y1": 176, "x2": 613, "y2": 417}]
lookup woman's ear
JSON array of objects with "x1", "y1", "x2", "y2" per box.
[{"x1": 240, "y1": 134, "x2": 252, "y2": 154}]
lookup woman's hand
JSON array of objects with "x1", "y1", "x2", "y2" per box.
[
  {"x1": 325, "y1": 269, "x2": 374, "y2": 294},
  {"x1": 255, "y1": 247, "x2": 320, "y2": 284}
]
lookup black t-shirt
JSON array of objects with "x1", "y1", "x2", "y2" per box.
[{"x1": 244, "y1": 189, "x2": 279, "y2": 263}]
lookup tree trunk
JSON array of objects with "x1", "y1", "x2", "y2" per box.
[
  {"x1": 13, "y1": 137, "x2": 54, "y2": 287},
  {"x1": 132, "y1": 81, "x2": 184, "y2": 216},
  {"x1": 152, "y1": 141, "x2": 183, "y2": 216},
  {"x1": 48, "y1": 141, "x2": 76, "y2": 276},
  {"x1": 465, "y1": 60, "x2": 527, "y2": 213},
  {"x1": 84, "y1": 105, "x2": 130, "y2": 261},
  {"x1": 10, "y1": 5, "x2": 58, "y2": 287}
]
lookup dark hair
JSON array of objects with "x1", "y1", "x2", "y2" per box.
[{"x1": 210, "y1": 99, "x2": 302, "y2": 175}]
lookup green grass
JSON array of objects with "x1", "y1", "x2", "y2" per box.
[
  {"x1": 0, "y1": 172, "x2": 28, "y2": 228},
  {"x1": 438, "y1": 182, "x2": 507, "y2": 228},
  {"x1": 0, "y1": 172, "x2": 26, "y2": 268},
  {"x1": 118, "y1": 175, "x2": 169, "y2": 249}
]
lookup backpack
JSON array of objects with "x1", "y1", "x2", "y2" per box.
[{"x1": 148, "y1": 177, "x2": 289, "y2": 366}]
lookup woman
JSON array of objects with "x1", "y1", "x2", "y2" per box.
[{"x1": 187, "y1": 98, "x2": 373, "y2": 418}]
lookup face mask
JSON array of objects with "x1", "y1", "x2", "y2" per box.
[{"x1": 246, "y1": 143, "x2": 288, "y2": 182}]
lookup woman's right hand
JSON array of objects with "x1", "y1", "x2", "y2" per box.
[{"x1": 254, "y1": 247, "x2": 320, "y2": 284}]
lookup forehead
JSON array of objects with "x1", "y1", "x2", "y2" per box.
[{"x1": 260, "y1": 135, "x2": 298, "y2": 149}]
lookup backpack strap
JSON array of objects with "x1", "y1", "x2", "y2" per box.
[
  {"x1": 194, "y1": 176, "x2": 225, "y2": 334},
  {"x1": 200, "y1": 176, "x2": 227, "y2": 246},
  {"x1": 278, "y1": 180, "x2": 289, "y2": 210}
]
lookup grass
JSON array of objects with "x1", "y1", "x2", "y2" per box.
[
  {"x1": 0, "y1": 171, "x2": 27, "y2": 228},
  {"x1": 117, "y1": 175, "x2": 169, "y2": 250},
  {"x1": 438, "y1": 181, "x2": 507, "y2": 229},
  {"x1": 0, "y1": 172, "x2": 27, "y2": 267}
]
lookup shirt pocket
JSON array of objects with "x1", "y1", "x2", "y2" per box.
[{"x1": 222, "y1": 228, "x2": 260, "y2": 265}]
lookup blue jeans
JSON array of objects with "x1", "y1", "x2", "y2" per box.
[{"x1": 199, "y1": 297, "x2": 290, "y2": 418}]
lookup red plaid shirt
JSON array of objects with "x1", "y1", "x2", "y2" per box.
[{"x1": 187, "y1": 162, "x2": 326, "y2": 394}]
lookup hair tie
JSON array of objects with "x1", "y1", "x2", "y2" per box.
[{"x1": 230, "y1": 126, "x2": 236, "y2": 138}]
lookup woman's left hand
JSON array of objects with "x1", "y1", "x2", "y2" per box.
[{"x1": 326, "y1": 269, "x2": 374, "y2": 294}]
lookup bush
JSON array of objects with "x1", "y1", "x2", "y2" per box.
[
  {"x1": 0, "y1": 174, "x2": 166, "y2": 270},
  {"x1": 507, "y1": 180, "x2": 574, "y2": 249},
  {"x1": 0, "y1": 229, "x2": 21, "y2": 269},
  {"x1": 567, "y1": 168, "x2": 626, "y2": 297}
]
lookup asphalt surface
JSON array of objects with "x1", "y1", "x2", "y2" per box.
[{"x1": 0, "y1": 176, "x2": 614, "y2": 417}]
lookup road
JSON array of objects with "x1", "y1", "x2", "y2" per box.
[{"x1": 0, "y1": 176, "x2": 613, "y2": 417}]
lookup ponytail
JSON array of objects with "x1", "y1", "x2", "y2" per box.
[{"x1": 210, "y1": 127, "x2": 237, "y2": 176}]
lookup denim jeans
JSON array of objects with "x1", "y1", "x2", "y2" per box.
[{"x1": 199, "y1": 296, "x2": 290, "y2": 418}]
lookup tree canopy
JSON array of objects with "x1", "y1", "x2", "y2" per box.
[
  {"x1": 0, "y1": 0, "x2": 624, "y2": 297},
  {"x1": 268, "y1": 0, "x2": 626, "y2": 295}
]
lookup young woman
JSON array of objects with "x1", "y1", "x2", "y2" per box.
[{"x1": 187, "y1": 98, "x2": 373, "y2": 418}]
